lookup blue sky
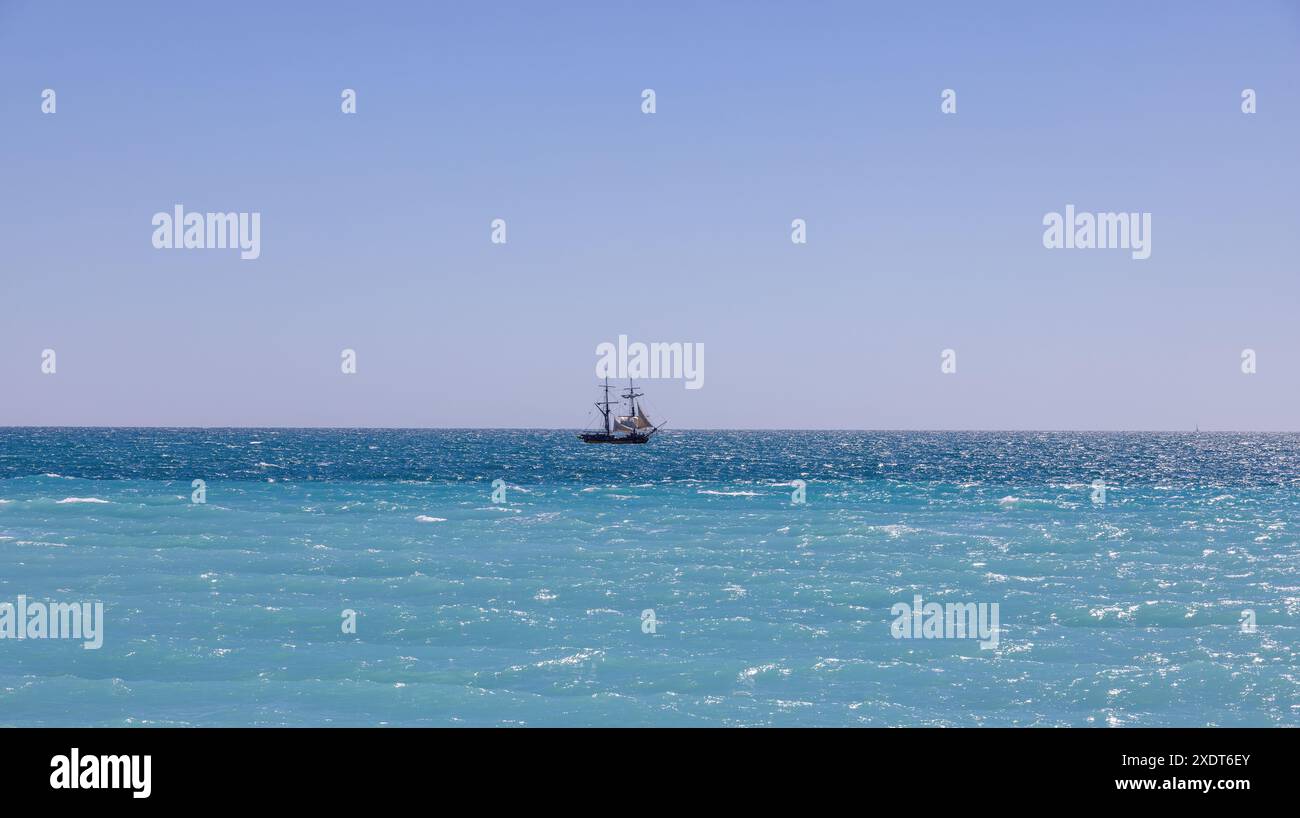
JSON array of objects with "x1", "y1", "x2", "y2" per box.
[{"x1": 2, "y1": 0, "x2": 1298, "y2": 429}]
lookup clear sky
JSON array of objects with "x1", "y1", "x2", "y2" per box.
[{"x1": 2, "y1": 1, "x2": 1297, "y2": 430}]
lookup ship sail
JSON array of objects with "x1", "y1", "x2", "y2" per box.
[{"x1": 617, "y1": 403, "x2": 653, "y2": 430}]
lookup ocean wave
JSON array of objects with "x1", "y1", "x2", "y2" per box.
[
  {"x1": 738, "y1": 663, "x2": 791, "y2": 682},
  {"x1": 869, "y1": 523, "x2": 918, "y2": 537},
  {"x1": 56, "y1": 497, "x2": 110, "y2": 504}
]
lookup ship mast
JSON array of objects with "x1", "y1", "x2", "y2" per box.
[
  {"x1": 596, "y1": 376, "x2": 613, "y2": 434},
  {"x1": 623, "y1": 378, "x2": 644, "y2": 419}
]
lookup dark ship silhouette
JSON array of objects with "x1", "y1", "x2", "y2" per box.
[{"x1": 579, "y1": 377, "x2": 662, "y2": 444}]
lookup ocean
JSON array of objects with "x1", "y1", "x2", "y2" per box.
[{"x1": 0, "y1": 428, "x2": 1296, "y2": 726}]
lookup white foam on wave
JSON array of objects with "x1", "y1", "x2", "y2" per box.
[
  {"x1": 415, "y1": 515, "x2": 447, "y2": 523},
  {"x1": 697, "y1": 490, "x2": 759, "y2": 497},
  {"x1": 998, "y1": 495, "x2": 1054, "y2": 506},
  {"x1": 533, "y1": 648, "x2": 601, "y2": 669},
  {"x1": 869, "y1": 523, "x2": 918, "y2": 537},
  {"x1": 57, "y1": 497, "x2": 110, "y2": 504},
  {"x1": 738, "y1": 663, "x2": 791, "y2": 682}
]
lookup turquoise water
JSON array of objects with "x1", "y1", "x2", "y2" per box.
[{"x1": 1, "y1": 429, "x2": 1297, "y2": 726}]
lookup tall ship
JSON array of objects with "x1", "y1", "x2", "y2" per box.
[{"x1": 579, "y1": 378, "x2": 662, "y2": 444}]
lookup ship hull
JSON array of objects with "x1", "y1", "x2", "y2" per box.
[{"x1": 579, "y1": 432, "x2": 651, "y2": 444}]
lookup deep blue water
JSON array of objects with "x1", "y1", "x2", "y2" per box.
[{"x1": 1, "y1": 428, "x2": 1297, "y2": 726}]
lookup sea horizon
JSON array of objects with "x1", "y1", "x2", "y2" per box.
[{"x1": 5, "y1": 425, "x2": 1298, "y2": 433}]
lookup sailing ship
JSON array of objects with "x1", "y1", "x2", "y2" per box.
[{"x1": 579, "y1": 377, "x2": 662, "y2": 444}]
